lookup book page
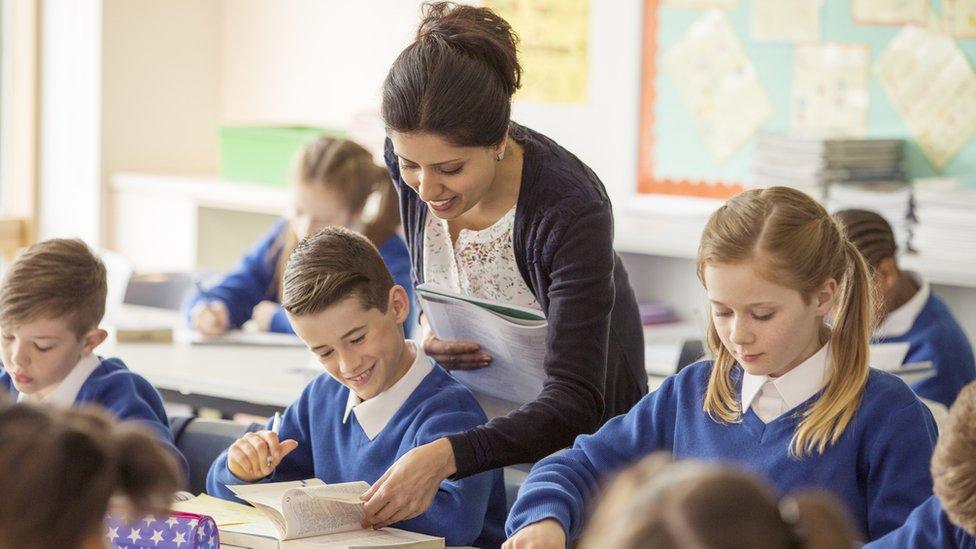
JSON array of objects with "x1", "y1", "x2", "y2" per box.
[
  {"x1": 281, "y1": 489, "x2": 363, "y2": 540},
  {"x1": 792, "y1": 43, "x2": 870, "y2": 137},
  {"x1": 418, "y1": 292, "x2": 548, "y2": 404},
  {"x1": 280, "y1": 527, "x2": 444, "y2": 548},
  {"x1": 750, "y1": 0, "x2": 821, "y2": 42},
  {"x1": 852, "y1": 0, "x2": 927, "y2": 24},
  {"x1": 874, "y1": 26, "x2": 976, "y2": 169},
  {"x1": 170, "y1": 493, "x2": 268, "y2": 526},
  {"x1": 663, "y1": 11, "x2": 773, "y2": 164}
]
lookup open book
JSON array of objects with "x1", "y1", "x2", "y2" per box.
[
  {"x1": 415, "y1": 283, "x2": 547, "y2": 405},
  {"x1": 219, "y1": 479, "x2": 444, "y2": 548}
]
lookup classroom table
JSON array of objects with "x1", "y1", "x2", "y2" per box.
[{"x1": 101, "y1": 306, "x2": 318, "y2": 417}]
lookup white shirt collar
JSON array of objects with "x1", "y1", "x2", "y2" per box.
[
  {"x1": 17, "y1": 354, "x2": 100, "y2": 406},
  {"x1": 740, "y1": 343, "x2": 830, "y2": 415},
  {"x1": 874, "y1": 271, "x2": 929, "y2": 339},
  {"x1": 341, "y1": 341, "x2": 433, "y2": 440}
]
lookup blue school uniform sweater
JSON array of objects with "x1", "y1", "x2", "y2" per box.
[
  {"x1": 506, "y1": 360, "x2": 938, "y2": 542},
  {"x1": 866, "y1": 494, "x2": 975, "y2": 548},
  {"x1": 0, "y1": 356, "x2": 188, "y2": 476},
  {"x1": 875, "y1": 292, "x2": 976, "y2": 408},
  {"x1": 206, "y1": 366, "x2": 507, "y2": 549},
  {"x1": 183, "y1": 219, "x2": 415, "y2": 337}
]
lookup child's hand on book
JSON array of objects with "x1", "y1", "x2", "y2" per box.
[
  {"x1": 227, "y1": 431, "x2": 299, "y2": 482},
  {"x1": 420, "y1": 315, "x2": 492, "y2": 370}
]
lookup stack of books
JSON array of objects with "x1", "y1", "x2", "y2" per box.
[
  {"x1": 752, "y1": 134, "x2": 905, "y2": 201},
  {"x1": 826, "y1": 181, "x2": 913, "y2": 252},
  {"x1": 912, "y1": 178, "x2": 976, "y2": 264}
]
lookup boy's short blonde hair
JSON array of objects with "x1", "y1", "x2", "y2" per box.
[
  {"x1": 0, "y1": 238, "x2": 107, "y2": 337},
  {"x1": 932, "y1": 381, "x2": 976, "y2": 536},
  {"x1": 281, "y1": 227, "x2": 395, "y2": 317}
]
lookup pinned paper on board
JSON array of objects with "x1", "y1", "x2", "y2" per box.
[
  {"x1": 487, "y1": 0, "x2": 589, "y2": 104},
  {"x1": 944, "y1": 0, "x2": 976, "y2": 38},
  {"x1": 662, "y1": 0, "x2": 738, "y2": 8},
  {"x1": 750, "y1": 0, "x2": 822, "y2": 42},
  {"x1": 792, "y1": 43, "x2": 870, "y2": 136},
  {"x1": 663, "y1": 11, "x2": 773, "y2": 164},
  {"x1": 852, "y1": 0, "x2": 927, "y2": 25},
  {"x1": 875, "y1": 26, "x2": 976, "y2": 168}
]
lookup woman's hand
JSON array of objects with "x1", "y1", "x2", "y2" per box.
[
  {"x1": 360, "y1": 438, "x2": 457, "y2": 529},
  {"x1": 251, "y1": 300, "x2": 280, "y2": 332},
  {"x1": 191, "y1": 301, "x2": 230, "y2": 335},
  {"x1": 226, "y1": 431, "x2": 299, "y2": 482},
  {"x1": 502, "y1": 520, "x2": 567, "y2": 549},
  {"x1": 420, "y1": 314, "x2": 491, "y2": 370}
]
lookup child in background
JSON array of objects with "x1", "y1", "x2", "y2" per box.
[
  {"x1": 0, "y1": 400, "x2": 182, "y2": 549},
  {"x1": 206, "y1": 227, "x2": 505, "y2": 548},
  {"x1": 580, "y1": 453, "x2": 856, "y2": 549},
  {"x1": 504, "y1": 187, "x2": 936, "y2": 548},
  {"x1": 0, "y1": 238, "x2": 187, "y2": 476},
  {"x1": 866, "y1": 381, "x2": 976, "y2": 548},
  {"x1": 835, "y1": 209, "x2": 975, "y2": 408},
  {"x1": 186, "y1": 136, "x2": 414, "y2": 336}
]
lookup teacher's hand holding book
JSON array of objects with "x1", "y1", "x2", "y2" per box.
[{"x1": 420, "y1": 314, "x2": 492, "y2": 370}]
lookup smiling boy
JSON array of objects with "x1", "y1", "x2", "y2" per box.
[{"x1": 205, "y1": 227, "x2": 505, "y2": 548}]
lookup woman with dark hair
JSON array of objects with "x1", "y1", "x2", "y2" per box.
[{"x1": 359, "y1": 1, "x2": 648, "y2": 530}]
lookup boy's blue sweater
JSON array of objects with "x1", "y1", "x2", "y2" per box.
[
  {"x1": 876, "y1": 292, "x2": 976, "y2": 408},
  {"x1": 866, "y1": 494, "x2": 975, "y2": 548},
  {"x1": 0, "y1": 356, "x2": 188, "y2": 477},
  {"x1": 183, "y1": 219, "x2": 415, "y2": 336},
  {"x1": 506, "y1": 360, "x2": 937, "y2": 542},
  {"x1": 207, "y1": 365, "x2": 506, "y2": 548}
]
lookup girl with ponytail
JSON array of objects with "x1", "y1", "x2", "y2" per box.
[
  {"x1": 580, "y1": 453, "x2": 857, "y2": 549},
  {"x1": 505, "y1": 187, "x2": 936, "y2": 548},
  {"x1": 363, "y1": 1, "x2": 647, "y2": 529},
  {"x1": 185, "y1": 136, "x2": 414, "y2": 336},
  {"x1": 0, "y1": 400, "x2": 181, "y2": 549}
]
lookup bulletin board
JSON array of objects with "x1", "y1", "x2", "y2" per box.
[{"x1": 638, "y1": 0, "x2": 976, "y2": 198}]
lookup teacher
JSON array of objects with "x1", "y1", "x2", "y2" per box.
[{"x1": 361, "y1": 1, "x2": 647, "y2": 527}]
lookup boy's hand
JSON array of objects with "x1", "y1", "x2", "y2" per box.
[
  {"x1": 420, "y1": 314, "x2": 491, "y2": 371},
  {"x1": 502, "y1": 520, "x2": 567, "y2": 549},
  {"x1": 191, "y1": 301, "x2": 230, "y2": 335},
  {"x1": 251, "y1": 301, "x2": 279, "y2": 332},
  {"x1": 227, "y1": 431, "x2": 299, "y2": 482}
]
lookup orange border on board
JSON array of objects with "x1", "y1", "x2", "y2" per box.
[{"x1": 637, "y1": 0, "x2": 744, "y2": 198}]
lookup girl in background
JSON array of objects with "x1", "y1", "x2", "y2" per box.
[{"x1": 186, "y1": 136, "x2": 413, "y2": 336}]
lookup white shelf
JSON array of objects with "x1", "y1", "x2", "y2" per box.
[
  {"x1": 614, "y1": 211, "x2": 976, "y2": 289},
  {"x1": 111, "y1": 172, "x2": 289, "y2": 215}
]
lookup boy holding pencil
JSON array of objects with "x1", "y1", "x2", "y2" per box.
[{"x1": 206, "y1": 227, "x2": 505, "y2": 548}]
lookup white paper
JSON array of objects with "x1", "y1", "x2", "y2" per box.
[
  {"x1": 662, "y1": 0, "x2": 738, "y2": 8},
  {"x1": 750, "y1": 0, "x2": 822, "y2": 42},
  {"x1": 852, "y1": 0, "x2": 927, "y2": 24},
  {"x1": 184, "y1": 329, "x2": 307, "y2": 347},
  {"x1": 664, "y1": 11, "x2": 773, "y2": 163},
  {"x1": 869, "y1": 342, "x2": 911, "y2": 371},
  {"x1": 875, "y1": 26, "x2": 976, "y2": 168},
  {"x1": 792, "y1": 43, "x2": 870, "y2": 136},
  {"x1": 416, "y1": 287, "x2": 548, "y2": 405},
  {"x1": 943, "y1": 0, "x2": 976, "y2": 37}
]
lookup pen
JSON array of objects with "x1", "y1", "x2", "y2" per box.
[{"x1": 269, "y1": 412, "x2": 282, "y2": 466}]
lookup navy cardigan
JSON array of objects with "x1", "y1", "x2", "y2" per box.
[{"x1": 384, "y1": 123, "x2": 647, "y2": 478}]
